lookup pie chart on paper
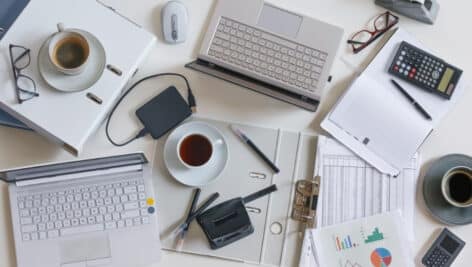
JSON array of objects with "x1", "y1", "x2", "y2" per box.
[{"x1": 370, "y1": 248, "x2": 392, "y2": 267}]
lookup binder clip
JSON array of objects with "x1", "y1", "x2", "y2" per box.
[
  {"x1": 291, "y1": 176, "x2": 320, "y2": 228},
  {"x1": 197, "y1": 185, "x2": 278, "y2": 249},
  {"x1": 375, "y1": 0, "x2": 440, "y2": 25}
]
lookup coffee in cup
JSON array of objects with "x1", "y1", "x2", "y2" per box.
[
  {"x1": 177, "y1": 134, "x2": 213, "y2": 168},
  {"x1": 441, "y1": 166, "x2": 472, "y2": 208},
  {"x1": 48, "y1": 23, "x2": 90, "y2": 75}
]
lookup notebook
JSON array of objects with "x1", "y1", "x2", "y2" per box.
[
  {"x1": 0, "y1": 109, "x2": 30, "y2": 130},
  {"x1": 321, "y1": 28, "x2": 467, "y2": 175},
  {"x1": 0, "y1": 0, "x2": 156, "y2": 155}
]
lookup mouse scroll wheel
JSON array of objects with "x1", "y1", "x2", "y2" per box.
[{"x1": 171, "y1": 14, "x2": 178, "y2": 41}]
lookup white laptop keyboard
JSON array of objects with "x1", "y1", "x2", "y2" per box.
[
  {"x1": 17, "y1": 177, "x2": 152, "y2": 242},
  {"x1": 208, "y1": 16, "x2": 328, "y2": 92}
]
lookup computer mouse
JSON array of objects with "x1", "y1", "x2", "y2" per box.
[{"x1": 162, "y1": 1, "x2": 188, "y2": 44}]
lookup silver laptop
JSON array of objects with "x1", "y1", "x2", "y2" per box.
[
  {"x1": 187, "y1": 0, "x2": 344, "y2": 111},
  {"x1": 0, "y1": 154, "x2": 161, "y2": 267}
]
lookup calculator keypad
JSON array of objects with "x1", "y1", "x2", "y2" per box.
[
  {"x1": 424, "y1": 248, "x2": 451, "y2": 267},
  {"x1": 390, "y1": 43, "x2": 445, "y2": 91}
]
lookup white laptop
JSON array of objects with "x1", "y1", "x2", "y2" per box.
[
  {"x1": 0, "y1": 153, "x2": 161, "y2": 267},
  {"x1": 187, "y1": 0, "x2": 344, "y2": 111}
]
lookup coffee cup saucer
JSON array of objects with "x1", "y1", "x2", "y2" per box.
[
  {"x1": 38, "y1": 29, "x2": 106, "y2": 92},
  {"x1": 423, "y1": 154, "x2": 472, "y2": 225},
  {"x1": 164, "y1": 121, "x2": 229, "y2": 187}
]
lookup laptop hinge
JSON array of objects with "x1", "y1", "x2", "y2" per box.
[
  {"x1": 15, "y1": 164, "x2": 142, "y2": 187},
  {"x1": 1, "y1": 153, "x2": 147, "y2": 184},
  {"x1": 185, "y1": 59, "x2": 320, "y2": 111}
]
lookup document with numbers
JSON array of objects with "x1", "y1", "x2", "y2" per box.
[{"x1": 299, "y1": 136, "x2": 419, "y2": 267}]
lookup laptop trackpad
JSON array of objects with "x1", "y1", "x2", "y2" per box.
[{"x1": 60, "y1": 234, "x2": 112, "y2": 266}]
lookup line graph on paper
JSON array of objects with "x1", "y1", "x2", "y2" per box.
[
  {"x1": 339, "y1": 259, "x2": 363, "y2": 267},
  {"x1": 315, "y1": 136, "x2": 419, "y2": 240}
]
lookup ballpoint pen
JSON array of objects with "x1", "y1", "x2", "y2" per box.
[
  {"x1": 175, "y1": 188, "x2": 201, "y2": 251},
  {"x1": 391, "y1": 79, "x2": 432, "y2": 120},
  {"x1": 164, "y1": 192, "x2": 219, "y2": 244},
  {"x1": 230, "y1": 125, "x2": 280, "y2": 173}
]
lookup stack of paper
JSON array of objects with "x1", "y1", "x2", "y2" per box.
[
  {"x1": 308, "y1": 212, "x2": 412, "y2": 267},
  {"x1": 299, "y1": 136, "x2": 418, "y2": 267}
]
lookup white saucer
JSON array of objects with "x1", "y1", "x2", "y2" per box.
[
  {"x1": 38, "y1": 29, "x2": 106, "y2": 92},
  {"x1": 164, "y1": 121, "x2": 229, "y2": 187}
]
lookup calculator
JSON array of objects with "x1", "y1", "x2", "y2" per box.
[
  {"x1": 388, "y1": 41, "x2": 463, "y2": 99},
  {"x1": 422, "y1": 228, "x2": 465, "y2": 267}
]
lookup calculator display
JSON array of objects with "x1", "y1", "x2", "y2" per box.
[
  {"x1": 440, "y1": 236, "x2": 459, "y2": 254},
  {"x1": 438, "y1": 68, "x2": 454, "y2": 93}
]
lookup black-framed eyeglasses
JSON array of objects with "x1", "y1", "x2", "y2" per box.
[
  {"x1": 347, "y1": 11, "x2": 399, "y2": 54},
  {"x1": 9, "y1": 44, "x2": 39, "y2": 104}
]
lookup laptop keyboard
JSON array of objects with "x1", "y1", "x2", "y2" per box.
[
  {"x1": 208, "y1": 16, "x2": 328, "y2": 93},
  {"x1": 17, "y1": 177, "x2": 152, "y2": 242}
]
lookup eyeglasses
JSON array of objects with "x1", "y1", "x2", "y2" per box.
[
  {"x1": 9, "y1": 44, "x2": 39, "y2": 103},
  {"x1": 348, "y1": 11, "x2": 399, "y2": 54}
]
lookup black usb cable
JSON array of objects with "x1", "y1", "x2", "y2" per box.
[{"x1": 105, "y1": 73, "x2": 196, "y2": 147}]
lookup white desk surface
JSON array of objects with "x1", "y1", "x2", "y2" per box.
[{"x1": 1, "y1": 0, "x2": 471, "y2": 266}]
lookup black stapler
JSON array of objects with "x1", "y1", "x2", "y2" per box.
[{"x1": 197, "y1": 184, "x2": 277, "y2": 249}]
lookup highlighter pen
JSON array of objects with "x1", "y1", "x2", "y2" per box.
[{"x1": 230, "y1": 125, "x2": 280, "y2": 173}]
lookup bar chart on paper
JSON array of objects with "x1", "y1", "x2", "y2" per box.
[
  {"x1": 309, "y1": 212, "x2": 410, "y2": 267},
  {"x1": 334, "y1": 235, "x2": 359, "y2": 251}
]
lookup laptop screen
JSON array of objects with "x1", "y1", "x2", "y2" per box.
[
  {"x1": 0, "y1": 0, "x2": 30, "y2": 40},
  {"x1": 0, "y1": 153, "x2": 147, "y2": 183}
]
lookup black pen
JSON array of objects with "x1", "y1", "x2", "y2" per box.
[
  {"x1": 176, "y1": 188, "x2": 201, "y2": 251},
  {"x1": 230, "y1": 125, "x2": 280, "y2": 173},
  {"x1": 391, "y1": 79, "x2": 432, "y2": 120}
]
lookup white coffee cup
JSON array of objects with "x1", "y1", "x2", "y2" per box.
[
  {"x1": 48, "y1": 23, "x2": 90, "y2": 75},
  {"x1": 441, "y1": 166, "x2": 472, "y2": 208},
  {"x1": 176, "y1": 133, "x2": 214, "y2": 169}
]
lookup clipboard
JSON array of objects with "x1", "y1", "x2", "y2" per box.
[{"x1": 151, "y1": 117, "x2": 319, "y2": 266}]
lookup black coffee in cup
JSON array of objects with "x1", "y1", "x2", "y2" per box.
[
  {"x1": 53, "y1": 36, "x2": 89, "y2": 69},
  {"x1": 442, "y1": 166, "x2": 472, "y2": 208},
  {"x1": 179, "y1": 134, "x2": 213, "y2": 167},
  {"x1": 448, "y1": 172, "x2": 472, "y2": 203}
]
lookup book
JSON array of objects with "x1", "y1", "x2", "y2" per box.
[{"x1": 0, "y1": 108, "x2": 31, "y2": 130}]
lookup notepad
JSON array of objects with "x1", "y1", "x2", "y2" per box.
[{"x1": 321, "y1": 28, "x2": 467, "y2": 175}]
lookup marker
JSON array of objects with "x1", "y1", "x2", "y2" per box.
[{"x1": 230, "y1": 125, "x2": 280, "y2": 173}]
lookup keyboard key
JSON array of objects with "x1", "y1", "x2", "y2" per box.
[
  {"x1": 124, "y1": 202, "x2": 139, "y2": 210},
  {"x1": 22, "y1": 233, "x2": 31, "y2": 241},
  {"x1": 22, "y1": 224, "x2": 37, "y2": 233},
  {"x1": 121, "y1": 210, "x2": 139, "y2": 219},
  {"x1": 47, "y1": 230, "x2": 59, "y2": 238},
  {"x1": 105, "y1": 222, "x2": 116, "y2": 230},
  {"x1": 20, "y1": 217, "x2": 33, "y2": 225}
]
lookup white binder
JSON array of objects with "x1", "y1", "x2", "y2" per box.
[
  {"x1": 152, "y1": 117, "x2": 319, "y2": 266},
  {"x1": 0, "y1": 0, "x2": 156, "y2": 155}
]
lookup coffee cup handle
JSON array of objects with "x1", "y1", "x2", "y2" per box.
[{"x1": 57, "y1": 23, "x2": 65, "y2": 32}]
